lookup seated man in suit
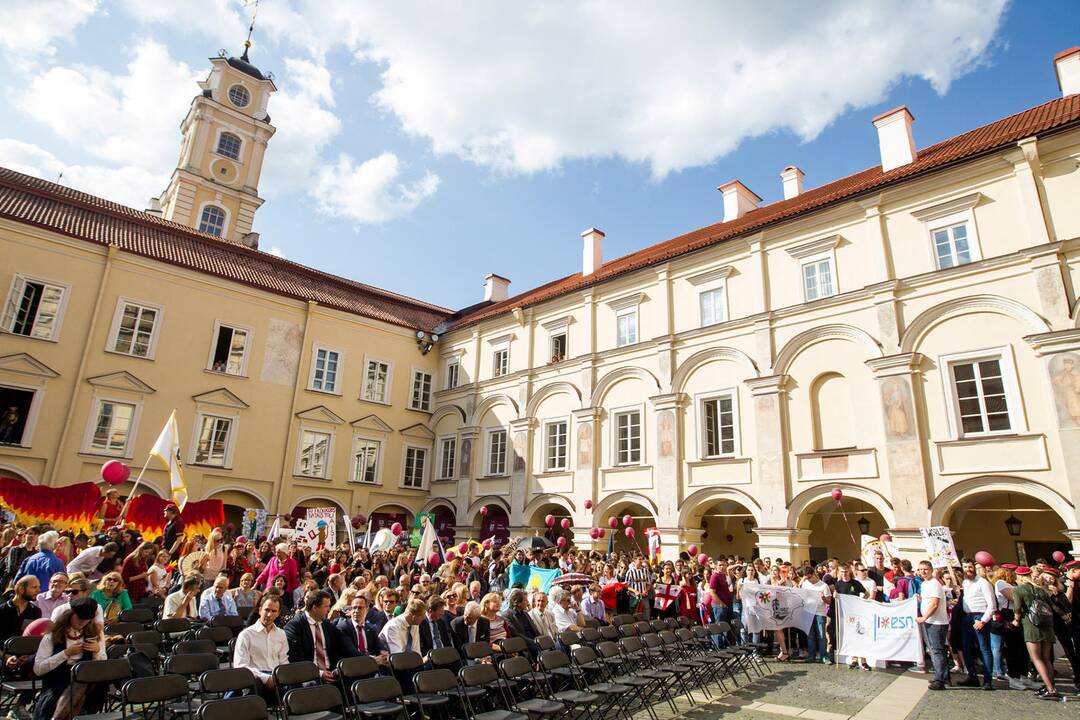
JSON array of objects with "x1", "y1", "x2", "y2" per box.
[
  {"x1": 334, "y1": 594, "x2": 388, "y2": 668},
  {"x1": 284, "y1": 589, "x2": 357, "y2": 682},
  {"x1": 449, "y1": 601, "x2": 491, "y2": 653},
  {"x1": 499, "y1": 588, "x2": 540, "y2": 656},
  {"x1": 365, "y1": 587, "x2": 398, "y2": 633},
  {"x1": 418, "y1": 596, "x2": 454, "y2": 661}
]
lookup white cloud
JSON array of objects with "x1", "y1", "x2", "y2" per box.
[
  {"x1": 117, "y1": 0, "x2": 248, "y2": 49},
  {"x1": 0, "y1": 0, "x2": 99, "y2": 59},
  {"x1": 312, "y1": 152, "x2": 440, "y2": 224},
  {"x1": 260, "y1": 0, "x2": 1007, "y2": 178},
  {"x1": 266, "y1": 246, "x2": 286, "y2": 258}
]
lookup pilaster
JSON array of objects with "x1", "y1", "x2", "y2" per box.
[
  {"x1": 571, "y1": 407, "x2": 600, "y2": 513},
  {"x1": 649, "y1": 393, "x2": 687, "y2": 526},
  {"x1": 753, "y1": 527, "x2": 812, "y2": 564},
  {"x1": 508, "y1": 417, "x2": 536, "y2": 525},
  {"x1": 1003, "y1": 138, "x2": 1054, "y2": 248},
  {"x1": 744, "y1": 374, "x2": 790, "y2": 526}
]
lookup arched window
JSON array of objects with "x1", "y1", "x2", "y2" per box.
[
  {"x1": 215, "y1": 132, "x2": 241, "y2": 160},
  {"x1": 198, "y1": 205, "x2": 227, "y2": 237}
]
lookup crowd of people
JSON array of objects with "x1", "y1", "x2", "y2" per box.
[{"x1": 0, "y1": 504, "x2": 1076, "y2": 717}]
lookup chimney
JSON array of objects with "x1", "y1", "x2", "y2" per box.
[
  {"x1": 1055, "y1": 47, "x2": 1080, "y2": 97},
  {"x1": 780, "y1": 166, "x2": 805, "y2": 200},
  {"x1": 872, "y1": 106, "x2": 916, "y2": 173},
  {"x1": 580, "y1": 227, "x2": 604, "y2": 276},
  {"x1": 483, "y1": 273, "x2": 510, "y2": 303},
  {"x1": 718, "y1": 181, "x2": 762, "y2": 222}
]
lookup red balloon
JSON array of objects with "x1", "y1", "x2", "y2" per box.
[
  {"x1": 598, "y1": 529, "x2": 606, "y2": 539},
  {"x1": 480, "y1": 506, "x2": 489, "y2": 517},
  {"x1": 100, "y1": 460, "x2": 129, "y2": 485},
  {"x1": 607, "y1": 517, "x2": 618, "y2": 529},
  {"x1": 584, "y1": 499, "x2": 593, "y2": 510},
  {"x1": 428, "y1": 552, "x2": 440, "y2": 566},
  {"x1": 458, "y1": 542, "x2": 468, "y2": 554},
  {"x1": 354, "y1": 514, "x2": 367, "y2": 526},
  {"x1": 560, "y1": 518, "x2": 571, "y2": 530},
  {"x1": 622, "y1": 514, "x2": 632, "y2": 527},
  {"x1": 879, "y1": 533, "x2": 893, "y2": 543},
  {"x1": 974, "y1": 550, "x2": 994, "y2": 567},
  {"x1": 831, "y1": 487, "x2": 843, "y2": 502},
  {"x1": 482, "y1": 538, "x2": 493, "y2": 549},
  {"x1": 1052, "y1": 550, "x2": 1066, "y2": 563},
  {"x1": 697, "y1": 553, "x2": 709, "y2": 566},
  {"x1": 545, "y1": 514, "x2": 556, "y2": 527},
  {"x1": 390, "y1": 522, "x2": 403, "y2": 535},
  {"x1": 351, "y1": 516, "x2": 363, "y2": 529},
  {"x1": 687, "y1": 544, "x2": 699, "y2": 556},
  {"x1": 589, "y1": 528, "x2": 599, "y2": 539},
  {"x1": 557, "y1": 537, "x2": 567, "y2": 548},
  {"x1": 446, "y1": 549, "x2": 456, "y2": 559},
  {"x1": 624, "y1": 527, "x2": 635, "y2": 538}
]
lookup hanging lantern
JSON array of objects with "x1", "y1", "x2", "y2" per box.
[
  {"x1": 742, "y1": 518, "x2": 755, "y2": 535},
  {"x1": 857, "y1": 517, "x2": 870, "y2": 535},
  {"x1": 1004, "y1": 513, "x2": 1022, "y2": 537}
]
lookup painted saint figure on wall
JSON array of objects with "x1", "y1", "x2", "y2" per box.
[{"x1": 1049, "y1": 352, "x2": 1080, "y2": 429}]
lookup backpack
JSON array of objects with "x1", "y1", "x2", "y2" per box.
[{"x1": 1027, "y1": 594, "x2": 1054, "y2": 629}]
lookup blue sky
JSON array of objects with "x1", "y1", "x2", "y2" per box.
[{"x1": 0, "y1": 2, "x2": 1077, "y2": 310}]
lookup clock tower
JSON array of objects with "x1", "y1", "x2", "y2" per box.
[{"x1": 149, "y1": 43, "x2": 276, "y2": 249}]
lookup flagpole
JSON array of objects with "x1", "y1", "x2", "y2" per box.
[{"x1": 115, "y1": 454, "x2": 154, "y2": 523}]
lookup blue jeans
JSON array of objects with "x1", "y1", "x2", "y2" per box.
[
  {"x1": 990, "y1": 631, "x2": 1004, "y2": 676},
  {"x1": 710, "y1": 604, "x2": 731, "y2": 648},
  {"x1": 961, "y1": 612, "x2": 994, "y2": 684},
  {"x1": 807, "y1": 615, "x2": 828, "y2": 661},
  {"x1": 925, "y1": 623, "x2": 950, "y2": 685}
]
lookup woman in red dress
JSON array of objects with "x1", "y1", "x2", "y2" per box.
[
  {"x1": 120, "y1": 541, "x2": 156, "y2": 603},
  {"x1": 98, "y1": 489, "x2": 123, "y2": 528}
]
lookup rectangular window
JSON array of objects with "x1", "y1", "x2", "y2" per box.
[
  {"x1": 311, "y1": 348, "x2": 339, "y2": 393},
  {"x1": 487, "y1": 429, "x2": 507, "y2": 476},
  {"x1": 352, "y1": 439, "x2": 380, "y2": 484},
  {"x1": 550, "y1": 332, "x2": 567, "y2": 362},
  {"x1": 932, "y1": 222, "x2": 972, "y2": 270},
  {"x1": 802, "y1": 258, "x2": 835, "y2": 301},
  {"x1": 699, "y1": 288, "x2": 727, "y2": 327},
  {"x1": 410, "y1": 370, "x2": 432, "y2": 411},
  {"x1": 616, "y1": 309, "x2": 637, "y2": 347},
  {"x1": 363, "y1": 359, "x2": 391, "y2": 403},
  {"x1": 194, "y1": 415, "x2": 232, "y2": 466},
  {"x1": 210, "y1": 324, "x2": 249, "y2": 375},
  {"x1": 0, "y1": 386, "x2": 35, "y2": 446},
  {"x1": 110, "y1": 302, "x2": 158, "y2": 358},
  {"x1": 951, "y1": 358, "x2": 1011, "y2": 435},
  {"x1": 702, "y1": 394, "x2": 736, "y2": 457},
  {"x1": 438, "y1": 437, "x2": 457, "y2": 480},
  {"x1": 544, "y1": 420, "x2": 568, "y2": 471},
  {"x1": 493, "y1": 349, "x2": 509, "y2": 377},
  {"x1": 445, "y1": 361, "x2": 460, "y2": 390},
  {"x1": 298, "y1": 429, "x2": 331, "y2": 477},
  {"x1": 403, "y1": 447, "x2": 426, "y2": 488},
  {"x1": 90, "y1": 401, "x2": 135, "y2": 455},
  {"x1": 615, "y1": 410, "x2": 642, "y2": 465},
  {"x1": 2, "y1": 277, "x2": 65, "y2": 340}
]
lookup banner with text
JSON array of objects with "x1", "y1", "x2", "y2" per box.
[
  {"x1": 920, "y1": 526, "x2": 959, "y2": 569},
  {"x1": 739, "y1": 582, "x2": 824, "y2": 635},
  {"x1": 836, "y1": 594, "x2": 922, "y2": 663}
]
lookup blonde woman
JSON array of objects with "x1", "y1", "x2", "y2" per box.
[
  {"x1": 147, "y1": 550, "x2": 173, "y2": 598},
  {"x1": 90, "y1": 571, "x2": 131, "y2": 622},
  {"x1": 203, "y1": 528, "x2": 226, "y2": 582},
  {"x1": 230, "y1": 572, "x2": 261, "y2": 610},
  {"x1": 329, "y1": 587, "x2": 358, "y2": 620},
  {"x1": 480, "y1": 591, "x2": 507, "y2": 648}
]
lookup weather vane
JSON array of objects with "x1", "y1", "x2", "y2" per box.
[{"x1": 241, "y1": 0, "x2": 260, "y2": 61}]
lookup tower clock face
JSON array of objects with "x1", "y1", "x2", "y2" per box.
[
  {"x1": 228, "y1": 84, "x2": 251, "y2": 108},
  {"x1": 210, "y1": 158, "x2": 239, "y2": 185}
]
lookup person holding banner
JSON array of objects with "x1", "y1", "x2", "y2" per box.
[{"x1": 834, "y1": 564, "x2": 870, "y2": 670}]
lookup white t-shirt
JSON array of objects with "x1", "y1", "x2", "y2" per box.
[
  {"x1": 801, "y1": 578, "x2": 831, "y2": 599},
  {"x1": 994, "y1": 579, "x2": 1013, "y2": 610},
  {"x1": 919, "y1": 578, "x2": 948, "y2": 625},
  {"x1": 858, "y1": 578, "x2": 876, "y2": 598}
]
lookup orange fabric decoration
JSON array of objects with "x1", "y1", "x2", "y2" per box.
[
  {"x1": 125, "y1": 494, "x2": 224, "y2": 541},
  {"x1": 0, "y1": 477, "x2": 102, "y2": 533}
]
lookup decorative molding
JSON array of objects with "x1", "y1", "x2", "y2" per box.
[
  {"x1": 191, "y1": 387, "x2": 248, "y2": 409},
  {"x1": 744, "y1": 374, "x2": 789, "y2": 396},
  {"x1": 900, "y1": 294, "x2": 1051, "y2": 353},
  {"x1": 671, "y1": 346, "x2": 760, "y2": 393},
  {"x1": 525, "y1": 381, "x2": 583, "y2": 418},
  {"x1": 350, "y1": 414, "x2": 393, "y2": 435},
  {"x1": 648, "y1": 392, "x2": 688, "y2": 411},
  {"x1": 773, "y1": 324, "x2": 884, "y2": 374},
  {"x1": 1024, "y1": 328, "x2": 1080, "y2": 356},
  {"x1": 86, "y1": 371, "x2": 156, "y2": 395},
  {"x1": 865, "y1": 353, "x2": 926, "y2": 377},
  {"x1": 399, "y1": 423, "x2": 436, "y2": 441},
  {"x1": 294, "y1": 405, "x2": 345, "y2": 425},
  {"x1": 784, "y1": 234, "x2": 842, "y2": 260},
  {"x1": 592, "y1": 366, "x2": 662, "y2": 406},
  {"x1": 909, "y1": 192, "x2": 983, "y2": 222},
  {"x1": 605, "y1": 292, "x2": 647, "y2": 312},
  {"x1": 540, "y1": 315, "x2": 575, "y2": 332},
  {"x1": 486, "y1": 332, "x2": 516, "y2": 346},
  {"x1": 687, "y1": 265, "x2": 735, "y2": 286},
  {"x1": 0, "y1": 353, "x2": 59, "y2": 379}
]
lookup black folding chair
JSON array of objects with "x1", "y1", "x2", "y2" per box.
[
  {"x1": 70, "y1": 658, "x2": 131, "y2": 720},
  {"x1": 283, "y1": 684, "x2": 344, "y2": 720},
  {"x1": 350, "y1": 676, "x2": 409, "y2": 719},
  {"x1": 389, "y1": 651, "x2": 447, "y2": 714},
  {"x1": 105, "y1": 622, "x2": 143, "y2": 638},
  {"x1": 197, "y1": 695, "x2": 267, "y2": 720},
  {"x1": 497, "y1": 657, "x2": 564, "y2": 719},
  {"x1": 569, "y1": 646, "x2": 633, "y2": 720},
  {"x1": 209, "y1": 615, "x2": 245, "y2": 636},
  {"x1": 119, "y1": 607, "x2": 156, "y2": 625},
  {"x1": 199, "y1": 667, "x2": 256, "y2": 700},
  {"x1": 538, "y1": 650, "x2": 603, "y2": 716},
  {"x1": 273, "y1": 661, "x2": 320, "y2": 713},
  {"x1": 458, "y1": 665, "x2": 526, "y2": 720},
  {"x1": 336, "y1": 655, "x2": 379, "y2": 704},
  {"x1": 121, "y1": 674, "x2": 192, "y2": 719},
  {"x1": 174, "y1": 640, "x2": 217, "y2": 656},
  {"x1": 0, "y1": 635, "x2": 40, "y2": 712}
]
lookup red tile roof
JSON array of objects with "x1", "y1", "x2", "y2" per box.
[
  {"x1": 0, "y1": 168, "x2": 453, "y2": 331},
  {"x1": 453, "y1": 94, "x2": 1080, "y2": 329}
]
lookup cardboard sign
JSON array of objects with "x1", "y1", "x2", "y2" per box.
[
  {"x1": 242, "y1": 508, "x2": 267, "y2": 539},
  {"x1": 295, "y1": 507, "x2": 336, "y2": 551},
  {"x1": 920, "y1": 526, "x2": 959, "y2": 569}
]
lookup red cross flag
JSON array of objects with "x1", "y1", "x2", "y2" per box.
[{"x1": 653, "y1": 582, "x2": 680, "y2": 611}]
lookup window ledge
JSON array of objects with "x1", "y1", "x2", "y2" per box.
[
  {"x1": 292, "y1": 474, "x2": 332, "y2": 482},
  {"x1": 104, "y1": 348, "x2": 154, "y2": 361},
  {"x1": 347, "y1": 480, "x2": 382, "y2": 486},
  {"x1": 432, "y1": 477, "x2": 456, "y2": 483},
  {"x1": 602, "y1": 464, "x2": 651, "y2": 474},
  {"x1": 79, "y1": 450, "x2": 132, "y2": 460},
  {"x1": 934, "y1": 432, "x2": 1032, "y2": 446},
  {"x1": 189, "y1": 462, "x2": 232, "y2": 470},
  {"x1": 536, "y1": 469, "x2": 571, "y2": 478},
  {"x1": 205, "y1": 369, "x2": 248, "y2": 379},
  {"x1": 687, "y1": 456, "x2": 747, "y2": 467},
  {"x1": 480, "y1": 474, "x2": 509, "y2": 480},
  {"x1": 359, "y1": 397, "x2": 392, "y2": 407},
  {"x1": 305, "y1": 387, "x2": 343, "y2": 397},
  {"x1": 407, "y1": 406, "x2": 434, "y2": 415}
]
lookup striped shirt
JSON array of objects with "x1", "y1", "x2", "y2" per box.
[{"x1": 625, "y1": 565, "x2": 652, "y2": 595}]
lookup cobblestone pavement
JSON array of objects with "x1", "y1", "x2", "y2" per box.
[{"x1": 632, "y1": 659, "x2": 1076, "y2": 720}]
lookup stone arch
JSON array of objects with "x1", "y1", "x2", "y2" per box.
[
  {"x1": 525, "y1": 381, "x2": 583, "y2": 418},
  {"x1": 787, "y1": 483, "x2": 896, "y2": 529},
  {"x1": 1072, "y1": 297, "x2": 1080, "y2": 328},
  {"x1": 671, "y1": 346, "x2": 760, "y2": 394},
  {"x1": 0, "y1": 463, "x2": 37, "y2": 484},
  {"x1": 900, "y1": 295, "x2": 1051, "y2": 354},
  {"x1": 429, "y1": 404, "x2": 466, "y2": 429},
  {"x1": 420, "y1": 498, "x2": 458, "y2": 515},
  {"x1": 592, "y1": 367, "x2": 661, "y2": 407},
  {"x1": 523, "y1": 494, "x2": 576, "y2": 524},
  {"x1": 774, "y1": 324, "x2": 884, "y2": 375},
  {"x1": 930, "y1": 475, "x2": 1074, "y2": 528},
  {"x1": 591, "y1": 491, "x2": 659, "y2": 523},
  {"x1": 471, "y1": 394, "x2": 520, "y2": 424},
  {"x1": 678, "y1": 487, "x2": 763, "y2": 527},
  {"x1": 205, "y1": 485, "x2": 269, "y2": 509},
  {"x1": 466, "y1": 495, "x2": 511, "y2": 521}
]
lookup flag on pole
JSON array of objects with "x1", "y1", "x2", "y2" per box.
[
  {"x1": 268, "y1": 516, "x2": 282, "y2": 541},
  {"x1": 148, "y1": 410, "x2": 188, "y2": 511},
  {"x1": 416, "y1": 516, "x2": 437, "y2": 564},
  {"x1": 526, "y1": 567, "x2": 561, "y2": 593}
]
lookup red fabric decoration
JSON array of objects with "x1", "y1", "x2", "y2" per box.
[
  {"x1": 125, "y1": 495, "x2": 224, "y2": 540},
  {"x1": 0, "y1": 477, "x2": 101, "y2": 532}
]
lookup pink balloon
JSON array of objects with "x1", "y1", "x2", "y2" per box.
[
  {"x1": 557, "y1": 537, "x2": 567, "y2": 548},
  {"x1": 351, "y1": 516, "x2": 363, "y2": 529},
  {"x1": 428, "y1": 552, "x2": 440, "y2": 566},
  {"x1": 545, "y1": 514, "x2": 556, "y2": 527},
  {"x1": 100, "y1": 460, "x2": 129, "y2": 486},
  {"x1": 697, "y1": 553, "x2": 709, "y2": 566},
  {"x1": 1052, "y1": 550, "x2": 1066, "y2": 563},
  {"x1": 624, "y1": 527, "x2": 635, "y2": 538},
  {"x1": 458, "y1": 542, "x2": 468, "y2": 554},
  {"x1": 584, "y1": 499, "x2": 593, "y2": 510},
  {"x1": 23, "y1": 618, "x2": 51, "y2": 637},
  {"x1": 480, "y1": 506, "x2": 489, "y2": 517},
  {"x1": 622, "y1": 514, "x2": 633, "y2": 527},
  {"x1": 831, "y1": 487, "x2": 843, "y2": 502},
  {"x1": 482, "y1": 538, "x2": 493, "y2": 549},
  {"x1": 608, "y1": 517, "x2": 618, "y2": 529},
  {"x1": 687, "y1": 544, "x2": 699, "y2": 557},
  {"x1": 598, "y1": 529, "x2": 606, "y2": 539},
  {"x1": 353, "y1": 514, "x2": 368, "y2": 526},
  {"x1": 560, "y1": 518, "x2": 571, "y2": 530},
  {"x1": 446, "y1": 549, "x2": 456, "y2": 559},
  {"x1": 974, "y1": 550, "x2": 994, "y2": 567},
  {"x1": 589, "y1": 528, "x2": 599, "y2": 539},
  {"x1": 390, "y1": 522, "x2": 403, "y2": 536},
  {"x1": 879, "y1": 533, "x2": 892, "y2": 543}
]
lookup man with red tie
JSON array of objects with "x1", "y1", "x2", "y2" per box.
[
  {"x1": 334, "y1": 594, "x2": 387, "y2": 667},
  {"x1": 284, "y1": 589, "x2": 357, "y2": 682}
]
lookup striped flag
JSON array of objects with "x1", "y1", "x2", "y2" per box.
[{"x1": 148, "y1": 410, "x2": 188, "y2": 511}]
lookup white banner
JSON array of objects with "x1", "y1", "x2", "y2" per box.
[
  {"x1": 919, "y1": 526, "x2": 959, "y2": 569},
  {"x1": 739, "y1": 582, "x2": 824, "y2": 635},
  {"x1": 836, "y1": 594, "x2": 922, "y2": 663}
]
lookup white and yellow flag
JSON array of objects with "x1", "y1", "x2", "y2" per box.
[{"x1": 149, "y1": 410, "x2": 188, "y2": 511}]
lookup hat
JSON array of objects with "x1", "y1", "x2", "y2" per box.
[
  {"x1": 234, "y1": 536, "x2": 248, "y2": 545},
  {"x1": 1015, "y1": 566, "x2": 1032, "y2": 575},
  {"x1": 70, "y1": 597, "x2": 97, "y2": 621},
  {"x1": 1000, "y1": 563, "x2": 1017, "y2": 570},
  {"x1": 1064, "y1": 560, "x2": 1080, "y2": 570},
  {"x1": 1042, "y1": 567, "x2": 1060, "y2": 577}
]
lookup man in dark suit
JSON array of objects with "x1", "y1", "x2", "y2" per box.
[
  {"x1": 499, "y1": 588, "x2": 540, "y2": 656},
  {"x1": 418, "y1": 596, "x2": 454, "y2": 657},
  {"x1": 449, "y1": 600, "x2": 491, "y2": 651},
  {"x1": 365, "y1": 587, "x2": 399, "y2": 634},
  {"x1": 284, "y1": 589, "x2": 357, "y2": 681},
  {"x1": 334, "y1": 594, "x2": 387, "y2": 667}
]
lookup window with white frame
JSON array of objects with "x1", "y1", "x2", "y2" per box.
[
  {"x1": 614, "y1": 409, "x2": 642, "y2": 465},
  {"x1": 699, "y1": 287, "x2": 727, "y2": 327},
  {"x1": 948, "y1": 356, "x2": 1015, "y2": 436},
  {"x1": 544, "y1": 420, "x2": 568, "y2": 471},
  {"x1": 550, "y1": 332, "x2": 567, "y2": 362},
  {"x1": 209, "y1": 323, "x2": 249, "y2": 375},
  {"x1": 802, "y1": 256, "x2": 835, "y2": 301},
  {"x1": 227, "y1": 84, "x2": 250, "y2": 108},
  {"x1": 363, "y1": 359, "x2": 391, "y2": 403},
  {"x1": 352, "y1": 438, "x2": 380, "y2": 484},
  {"x1": 487, "y1": 428, "x2": 508, "y2": 476},
  {"x1": 194, "y1": 414, "x2": 232, "y2": 466},
  {"x1": 403, "y1": 447, "x2": 427, "y2": 488},
  {"x1": 493, "y1": 348, "x2": 509, "y2": 377},
  {"x1": 198, "y1": 205, "x2": 228, "y2": 237},
  {"x1": 410, "y1": 370, "x2": 432, "y2": 411},
  {"x1": 90, "y1": 400, "x2": 136, "y2": 455},
  {"x1": 310, "y1": 347, "x2": 340, "y2": 393},
  {"x1": 616, "y1": 308, "x2": 637, "y2": 347},
  {"x1": 912, "y1": 193, "x2": 983, "y2": 273},
  {"x1": 215, "y1": 132, "x2": 241, "y2": 160},
  {"x1": 445, "y1": 360, "x2": 460, "y2": 390},
  {"x1": 298, "y1": 429, "x2": 332, "y2": 478},
  {"x1": 0, "y1": 386, "x2": 36, "y2": 446},
  {"x1": 2, "y1": 276, "x2": 66, "y2": 340},
  {"x1": 109, "y1": 301, "x2": 159, "y2": 358},
  {"x1": 438, "y1": 437, "x2": 457, "y2": 480},
  {"x1": 931, "y1": 222, "x2": 973, "y2": 270},
  {"x1": 700, "y1": 392, "x2": 737, "y2": 457}
]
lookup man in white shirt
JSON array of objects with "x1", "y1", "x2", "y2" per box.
[
  {"x1": 233, "y1": 594, "x2": 289, "y2": 701},
  {"x1": 959, "y1": 559, "x2": 996, "y2": 690},
  {"x1": 65, "y1": 543, "x2": 118, "y2": 578},
  {"x1": 549, "y1": 586, "x2": 580, "y2": 633},
  {"x1": 199, "y1": 575, "x2": 239, "y2": 621},
  {"x1": 164, "y1": 575, "x2": 201, "y2": 619},
  {"x1": 378, "y1": 598, "x2": 427, "y2": 656},
  {"x1": 915, "y1": 561, "x2": 949, "y2": 690}
]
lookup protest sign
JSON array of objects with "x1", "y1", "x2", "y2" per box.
[
  {"x1": 293, "y1": 507, "x2": 336, "y2": 551},
  {"x1": 920, "y1": 526, "x2": 960, "y2": 569},
  {"x1": 241, "y1": 508, "x2": 267, "y2": 539},
  {"x1": 836, "y1": 594, "x2": 922, "y2": 663},
  {"x1": 860, "y1": 534, "x2": 899, "y2": 567},
  {"x1": 411, "y1": 512, "x2": 435, "y2": 548},
  {"x1": 739, "y1": 581, "x2": 824, "y2": 635}
]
